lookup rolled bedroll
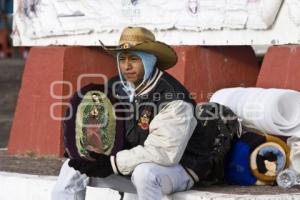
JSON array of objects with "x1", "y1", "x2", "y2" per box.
[{"x1": 210, "y1": 87, "x2": 300, "y2": 137}]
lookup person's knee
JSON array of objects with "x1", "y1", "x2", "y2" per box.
[
  {"x1": 131, "y1": 163, "x2": 162, "y2": 187},
  {"x1": 51, "y1": 159, "x2": 88, "y2": 200}
]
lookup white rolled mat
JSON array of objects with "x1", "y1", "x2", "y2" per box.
[{"x1": 210, "y1": 87, "x2": 300, "y2": 137}]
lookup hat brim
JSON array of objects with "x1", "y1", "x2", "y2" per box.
[{"x1": 100, "y1": 41, "x2": 177, "y2": 70}]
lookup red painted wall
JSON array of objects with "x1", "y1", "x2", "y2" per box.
[
  {"x1": 257, "y1": 45, "x2": 300, "y2": 91},
  {"x1": 169, "y1": 46, "x2": 260, "y2": 102}
]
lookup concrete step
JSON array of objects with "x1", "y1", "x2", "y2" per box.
[{"x1": 0, "y1": 171, "x2": 299, "y2": 200}]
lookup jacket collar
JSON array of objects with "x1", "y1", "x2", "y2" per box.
[
  {"x1": 136, "y1": 68, "x2": 163, "y2": 96},
  {"x1": 115, "y1": 68, "x2": 163, "y2": 101}
]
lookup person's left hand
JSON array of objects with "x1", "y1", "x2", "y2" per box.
[{"x1": 68, "y1": 151, "x2": 113, "y2": 178}]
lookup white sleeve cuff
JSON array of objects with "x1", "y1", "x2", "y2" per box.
[{"x1": 110, "y1": 156, "x2": 119, "y2": 175}]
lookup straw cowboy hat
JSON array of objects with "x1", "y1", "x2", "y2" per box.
[{"x1": 100, "y1": 27, "x2": 177, "y2": 70}]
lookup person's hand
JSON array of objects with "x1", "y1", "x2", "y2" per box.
[{"x1": 68, "y1": 151, "x2": 113, "y2": 178}]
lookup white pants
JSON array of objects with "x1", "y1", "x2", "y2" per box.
[{"x1": 52, "y1": 159, "x2": 194, "y2": 200}]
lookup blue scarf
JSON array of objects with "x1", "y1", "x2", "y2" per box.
[{"x1": 116, "y1": 51, "x2": 157, "y2": 102}]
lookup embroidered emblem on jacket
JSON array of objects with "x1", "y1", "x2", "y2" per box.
[{"x1": 138, "y1": 109, "x2": 152, "y2": 130}]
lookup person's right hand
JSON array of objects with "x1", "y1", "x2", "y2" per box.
[{"x1": 68, "y1": 151, "x2": 113, "y2": 178}]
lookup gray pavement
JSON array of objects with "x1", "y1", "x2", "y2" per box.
[{"x1": 0, "y1": 58, "x2": 25, "y2": 148}]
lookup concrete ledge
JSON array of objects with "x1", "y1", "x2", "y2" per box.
[
  {"x1": 0, "y1": 172, "x2": 121, "y2": 200},
  {"x1": 1, "y1": 172, "x2": 300, "y2": 200}
]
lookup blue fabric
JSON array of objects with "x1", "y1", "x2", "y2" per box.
[
  {"x1": 130, "y1": 51, "x2": 157, "y2": 81},
  {"x1": 225, "y1": 140, "x2": 257, "y2": 185},
  {"x1": 116, "y1": 51, "x2": 157, "y2": 102},
  {"x1": 0, "y1": 0, "x2": 4, "y2": 12},
  {"x1": 0, "y1": 19, "x2": 4, "y2": 30},
  {"x1": 258, "y1": 146, "x2": 285, "y2": 173},
  {"x1": 5, "y1": 0, "x2": 13, "y2": 13}
]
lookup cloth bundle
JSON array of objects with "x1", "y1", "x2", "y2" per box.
[
  {"x1": 64, "y1": 84, "x2": 124, "y2": 160},
  {"x1": 247, "y1": 0, "x2": 283, "y2": 29},
  {"x1": 225, "y1": 132, "x2": 290, "y2": 185},
  {"x1": 286, "y1": 0, "x2": 300, "y2": 26},
  {"x1": 210, "y1": 87, "x2": 300, "y2": 138}
]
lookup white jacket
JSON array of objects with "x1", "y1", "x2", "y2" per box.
[{"x1": 111, "y1": 100, "x2": 197, "y2": 175}]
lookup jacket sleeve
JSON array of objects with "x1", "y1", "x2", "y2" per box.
[{"x1": 111, "y1": 100, "x2": 197, "y2": 175}]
